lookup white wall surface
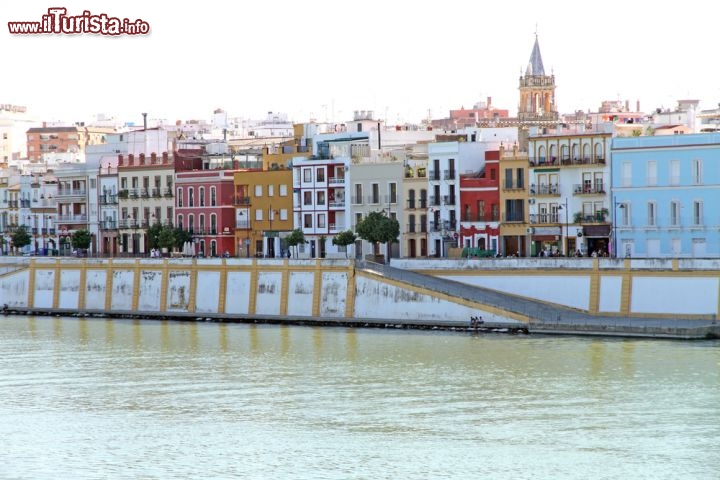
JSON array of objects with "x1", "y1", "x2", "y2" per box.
[
  {"x1": 195, "y1": 271, "x2": 220, "y2": 313},
  {"x1": 353, "y1": 276, "x2": 515, "y2": 323},
  {"x1": 256, "y1": 272, "x2": 282, "y2": 316},
  {"x1": 110, "y1": 270, "x2": 134, "y2": 311},
  {"x1": 58, "y1": 270, "x2": 80, "y2": 309},
  {"x1": 287, "y1": 271, "x2": 314, "y2": 316},
  {"x1": 137, "y1": 270, "x2": 162, "y2": 312},
  {"x1": 631, "y1": 277, "x2": 719, "y2": 315},
  {"x1": 166, "y1": 271, "x2": 191, "y2": 312},
  {"x1": 598, "y1": 275, "x2": 622, "y2": 313},
  {"x1": 320, "y1": 272, "x2": 347, "y2": 317},
  {"x1": 441, "y1": 274, "x2": 591, "y2": 310},
  {"x1": 225, "y1": 271, "x2": 251, "y2": 314},
  {"x1": 32, "y1": 269, "x2": 54, "y2": 308},
  {"x1": 85, "y1": 269, "x2": 107, "y2": 310}
]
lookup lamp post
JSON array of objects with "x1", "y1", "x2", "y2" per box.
[
  {"x1": 558, "y1": 198, "x2": 569, "y2": 255},
  {"x1": 239, "y1": 210, "x2": 250, "y2": 257},
  {"x1": 614, "y1": 200, "x2": 625, "y2": 258}
]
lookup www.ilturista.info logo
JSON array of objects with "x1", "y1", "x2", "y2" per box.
[{"x1": 8, "y1": 8, "x2": 150, "y2": 35}]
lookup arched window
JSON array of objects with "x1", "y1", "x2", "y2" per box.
[
  {"x1": 538, "y1": 145, "x2": 546, "y2": 164},
  {"x1": 188, "y1": 187, "x2": 194, "y2": 207},
  {"x1": 188, "y1": 214, "x2": 195, "y2": 234},
  {"x1": 211, "y1": 214, "x2": 217, "y2": 235},
  {"x1": 594, "y1": 143, "x2": 604, "y2": 161},
  {"x1": 177, "y1": 187, "x2": 183, "y2": 207},
  {"x1": 199, "y1": 214, "x2": 205, "y2": 234},
  {"x1": 199, "y1": 187, "x2": 205, "y2": 207},
  {"x1": 210, "y1": 240, "x2": 217, "y2": 257},
  {"x1": 210, "y1": 187, "x2": 217, "y2": 206},
  {"x1": 571, "y1": 144, "x2": 579, "y2": 161},
  {"x1": 549, "y1": 145, "x2": 557, "y2": 164},
  {"x1": 408, "y1": 189, "x2": 416, "y2": 209},
  {"x1": 177, "y1": 214, "x2": 184, "y2": 230},
  {"x1": 582, "y1": 144, "x2": 591, "y2": 161}
]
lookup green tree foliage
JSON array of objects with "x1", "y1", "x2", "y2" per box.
[
  {"x1": 158, "y1": 227, "x2": 176, "y2": 251},
  {"x1": 146, "y1": 223, "x2": 164, "y2": 249},
  {"x1": 285, "y1": 228, "x2": 306, "y2": 258},
  {"x1": 332, "y1": 230, "x2": 357, "y2": 258},
  {"x1": 71, "y1": 229, "x2": 92, "y2": 250},
  {"x1": 355, "y1": 211, "x2": 399, "y2": 257},
  {"x1": 11, "y1": 225, "x2": 31, "y2": 251},
  {"x1": 173, "y1": 227, "x2": 193, "y2": 250}
]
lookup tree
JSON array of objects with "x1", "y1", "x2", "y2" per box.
[
  {"x1": 172, "y1": 227, "x2": 192, "y2": 250},
  {"x1": 332, "y1": 230, "x2": 357, "y2": 258},
  {"x1": 158, "y1": 227, "x2": 176, "y2": 251},
  {"x1": 146, "y1": 222, "x2": 164, "y2": 249},
  {"x1": 355, "y1": 211, "x2": 399, "y2": 261},
  {"x1": 71, "y1": 229, "x2": 92, "y2": 250},
  {"x1": 11, "y1": 225, "x2": 31, "y2": 253},
  {"x1": 285, "y1": 228, "x2": 305, "y2": 258}
]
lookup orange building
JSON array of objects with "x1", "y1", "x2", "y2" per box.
[{"x1": 26, "y1": 125, "x2": 114, "y2": 162}]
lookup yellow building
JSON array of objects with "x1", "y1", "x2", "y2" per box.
[
  {"x1": 498, "y1": 143, "x2": 530, "y2": 256},
  {"x1": 233, "y1": 169, "x2": 293, "y2": 258}
]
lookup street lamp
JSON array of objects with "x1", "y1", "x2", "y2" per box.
[
  {"x1": 614, "y1": 201, "x2": 626, "y2": 258},
  {"x1": 558, "y1": 198, "x2": 569, "y2": 255}
]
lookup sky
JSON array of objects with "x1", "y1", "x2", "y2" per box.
[{"x1": 3, "y1": 1, "x2": 719, "y2": 126}]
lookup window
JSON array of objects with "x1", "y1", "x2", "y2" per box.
[
  {"x1": 166, "y1": 175, "x2": 173, "y2": 190},
  {"x1": 670, "y1": 201, "x2": 680, "y2": 226},
  {"x1": 177, "y1": 214, "x2": 184, "y2": 229},
  {"x1": 647, "y1": 202, "x2": 656, "y2": 227},
  {"x1": 188, "y1": 188, "x2": 194, "y2": 207},
  {"x1": 90, "y1": 179, "x2": 96, "y2": 189},
  {"x1": 692, "y1": 159, "x2": 702, "y2": 184},
  {"x1": 304, "y1": 191, "x2": 312, "y2": 205},
  {"x1": 670, "y1": 160, "x2": 680, "y2": 186},
  {"x1": 316, "y1": 168, "x2": 325, "y2": 182},
  {"x1": 255, "y1": 185, "x2": 263, "y2": 196},
  {"x1": 177, "y1": 188, "x2": 183, "y2": 207},
  {"x1": 490, "y1": 168, "x2": 496, "y2": 181},
  {"x1": 371, "y1": 183, "x2": 379, "y2": 204},
  {"x1": 303, "y1": 168, "x2": 312, "y2": 182},
  {"x1": 316, "y1": 191, "x2": 326, "y2": 205},
  {"x1": 268, "y1": 184, "x2": 274, "y2": 196},
  {"x1": 355, "y1": 213, "x2": 362, "y2": 229},
  {"x1": 389, "y1": 182, "x2": 397, "y2": 204},
  {"x1": 671, "y1": 238, "x2": 681, "y2": 255},
  {"x1": 504, "y1": 168, "x2": 513, "y2": 189},
  {"x1": 647, "y1": 161, "x2": 657, "y2": 186},
  {"x1": 210, "y1": 214, "x2": 217, "y2": 234},
  {"x1": 166, "y1": 207, "x2": 173, "y2": 224},
  {"x1": 318, "y1": 214, "x2": 326, "y2": 228},
  {"x1": 280, "y1": 185, "x2": 288, "y2": 196},
  {"x1": 188, "y1": 214, "x2": 195, "y2": 233},
  {"x1": 693, "y1": 201, "x2": 703, "y2": 225},
  {"x1": 199, "y1": 214, "x2": 205, "y2": 233},
  {"x1": 280, "y1": 209, "x2": 288, "y2": 221},
  {"x1": 621, "y1": 204, "x2": 631, "y2": 226},
  {"x1": 516, "y1": 168, "x2": 524, "y2": 189},
  {"x1": 354, "y1": 184, "x2": 363, "y2": 204},
  {"x1": 622, "y1": 162, "x2": 632, "y2": 187},
  {"x1": 304, "y1": 214, "x2": 313, "y2": 228},
  {"x1": 199, "y1": 187, "x2": 205, "y2": 207},
  {"x1": 210, "y1": 187, "x2": 216, "y2": 206},
  {"x1": 256, "y1": 209, "x2": 263, "y2": 221}
]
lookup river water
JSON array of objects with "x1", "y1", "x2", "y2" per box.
[{"x1": 1, "y1": 316, "x2": 718, "y2": 480}]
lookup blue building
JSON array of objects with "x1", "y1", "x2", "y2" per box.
[{"x1": 611, "y1": 133, "x2": 720, "y2": 258}]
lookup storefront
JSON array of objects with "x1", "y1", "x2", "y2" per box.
[
  {"x1": 530, "y1": 226, "x2": 561, "y2": 256},
  {"x1": 582, "y1": 225, "x2": 611, "y2": 257}
]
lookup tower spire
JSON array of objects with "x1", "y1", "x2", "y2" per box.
[{"x1": 526, "y1": 33, "x2": 545, "y2": 76}]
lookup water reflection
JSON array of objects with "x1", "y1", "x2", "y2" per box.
[{"x1": 1, "y1": 316, "x2": 717, "y2": 480}]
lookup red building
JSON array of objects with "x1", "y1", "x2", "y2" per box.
[
  {"x1": 459, "y1": 150, "x2": 500, "y2": 254},
  {"x1": 174, "y1": 147, "x2": 240, "y2": 257}
]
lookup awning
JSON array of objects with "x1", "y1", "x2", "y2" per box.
[
  {"x1": 532, "y1": 235, "x2": 560, "y2": 241},
  {"x1": 583, "y1": 225, "x2": 611, "y2": 237}
]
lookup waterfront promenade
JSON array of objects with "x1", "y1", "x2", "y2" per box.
[{"x1": 1, "y1": 256, "x2": 719, "y2": 339}]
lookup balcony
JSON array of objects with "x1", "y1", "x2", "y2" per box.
[
  {"x1": 233, "y1": 196, "x2": 251, "y2": 206},
  {"x1": 151, "y1": 188, "x2": 162, "y2": 198},
  {"x1": 573, "y1": 184, "x2": 606, "y2": 195},
  {"x1": 428, "y1": 170, "x2": 441, "y2": 181},
  {"x1": 329, "y1": 200, "x2": 345, "y2": 208},
  {"x1": 163, "y1": 188, "x2": 174, "y2": 197},
  {"x1": 56, "y1": 214, "x2": 88, "y2": 223},
  {"x1": 100, "y1": 220, "x2": 118, "y2": 230},
  {"x1": 529, "y1": 213, "x2": 560, "y2": 224},
  {"x1": 429, "y1": 196, "x2": 441, "y2": 207},
  {"x1": 529, "y1": 183, "x2": 559, "y2": 196},
  {"x1": 99, "y1": 194, "x2": 118, "y2": 205},
  {"x1": 502, "y1": 181, "x2": 525, "y2": 191},
  {"x1": 328, "y1": 176, "x2": 345, "y2": 185},
  {"x1": 56, "y1": 189, "x2": 86, "y2": 198},
  {"x1": 443, "y1": 170, "x2": 456, "y2": 180},
  {"x1": 443, "y1": 195, "x2": 456, "y2": 206}
]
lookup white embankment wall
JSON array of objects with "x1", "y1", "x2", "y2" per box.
[{"x1": 0, "y1": 257, "x2": 717, "y2": 322}]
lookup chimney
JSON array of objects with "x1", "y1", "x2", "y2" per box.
[
  {"x1": 118, "y1": 154, "x2": 123, "y2": 166},
  {"x1": 162, "y1": 152, "x2": 168, "y2": 164},
  {"x1": 139, "y1": 153, "x2": 145, "y2": 165},
  {"x1": 142, "y1": 112, "x2": 147, "y2": 131},
  {"x1": 487, "y1": 96, "x2": 492, "y2": 108},
  {"x1": 151, "y1": 152, "x2": 157, "y2": 164},
  {"x1": 128, "y1": 154, "x2": 134, "y2": 165},
  {"x1": 636, "y1": 100, "x2": 640, "y2": 112},
  {"x1": 625, "y1": 100, "x2": 629, "y2": 111}
]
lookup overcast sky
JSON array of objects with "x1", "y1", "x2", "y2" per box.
[{"x1": 3, "y1": 1, "x2": 717, "y2": 125}]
